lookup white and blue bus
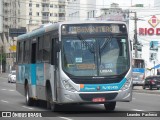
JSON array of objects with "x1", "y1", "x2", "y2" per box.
[
  {"x1": 132, "y1": 58, "x2": 145, "y2": 87},
  {"x1": 16, "y1": 21, "x2": 132, "y2": 111}
]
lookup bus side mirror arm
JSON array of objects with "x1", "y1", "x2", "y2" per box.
[{"x1": 130, "y1": 40, "x2": 132, "y2": 51}]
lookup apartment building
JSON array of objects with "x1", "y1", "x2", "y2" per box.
[
  {"x1": 23, "y1": 0, "x2": 66, "y2": 31},
  {"x1": 0, "y1": 0, "x2": 66, "y2": 72},
  {"x1": 0, "y1": 0, "x2": 24, "y2": 72},
  {"x1": 66, "y1": 0, "x2": 89, "y2": 21}
]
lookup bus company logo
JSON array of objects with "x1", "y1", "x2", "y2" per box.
[{"x1": 148, "y1": 15, "x2": 160, "y2": 28}]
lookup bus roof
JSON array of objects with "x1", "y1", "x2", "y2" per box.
[{"x1": 17, "y1": 21, "x2": 127, "y2": 41}]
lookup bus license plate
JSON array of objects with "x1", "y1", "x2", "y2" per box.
[{"x1": 92, "y1": 97, "x2": 105, "y2": 102}]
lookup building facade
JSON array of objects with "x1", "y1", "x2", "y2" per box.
[
  {"x1": 66, "y1": 0, "x2": 90, "y2": 21},
  {"x1": 1, "y1": 0, "x2": 66, "y2": 72},
  {"x1": 1, "y1": 0, "x2": 23, "y2": 72},
  {"x1": 23, "y1": 0, "x2": 66, "y2": 31}
]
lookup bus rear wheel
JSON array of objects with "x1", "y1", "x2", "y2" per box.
[
  {"x1": 25, "y1": 84, "x2": 33, "y2": 106},
  {"x1": 104, "y1": 102, "x2": 116, "y2": 111}
]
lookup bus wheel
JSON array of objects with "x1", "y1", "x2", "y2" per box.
[
  {"x1": 46, "y1": 85, "x2": 58, "y2": 112},
  {"x1": 25, "y1": 84, "x2": 33, "y2": 106},
  {"x1": 104, "y1": 102, "x2": 116, "y2": 111}
]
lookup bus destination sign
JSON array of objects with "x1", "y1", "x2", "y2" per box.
[{"x1": 62, "y1": 24, "x2": 123, "y2": 35}]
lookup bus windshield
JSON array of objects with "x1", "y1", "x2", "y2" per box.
[{"x1": 61, "y1": 24, "x2": 130, "y2": 77}]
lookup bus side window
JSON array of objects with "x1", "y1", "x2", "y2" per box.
[
  {"x1": 43, "y1": 34, "x2": 51, "y2": 62},
  {"x1": 37, "y1": 36, "x2": 43, "y2": 62},
  {"x1": 31, "y1": 43, "x2": 36, "y2": 64},
  {"x1": 51, "y1": 38, "x2": 60, "y2": 66}
]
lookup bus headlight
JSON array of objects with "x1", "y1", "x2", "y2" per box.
[
  {"x1": 62, "y1": 80, "x2": 76, "y2": 92},
  {"x1": 121, "y1": 78, "x2": 132, "y2": 91}
]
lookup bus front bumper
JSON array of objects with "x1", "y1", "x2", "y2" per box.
[{"x1": 57, "y1": 87, "x2": 132, "y2": 104}]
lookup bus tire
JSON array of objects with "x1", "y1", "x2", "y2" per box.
[
  {"x1": 46, "y1": 84, "x2": 58, "y2": 112},
  {"x1": 25, "y1": 84, "x2": 33, "y2": 106},
  {"x1": 104, "y1": 102, "x2": 116, "y2": 111}
]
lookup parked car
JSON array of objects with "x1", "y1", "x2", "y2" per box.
[
  {"x1": 143, "y1": 75, "x2": 160, "y2": 90},
  {"x1": 8, "y1": 70, "x2": 16, "y2": 83}
]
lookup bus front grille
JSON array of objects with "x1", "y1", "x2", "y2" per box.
[{"x1": 79, "y1": 93, "x2": 118, "y2": 101}]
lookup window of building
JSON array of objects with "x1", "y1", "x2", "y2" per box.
[
  {"x1": 54, "y1": 5, "x2": 57, "y2": 8},
  {"x1": 29, "y1": 3, "x2": 32, "y2": 7},
  {"x1": 29, "y1": 12, "x2": 32, "y2": 15},
  {"x1": 50, "y1": 13, "x2": 53, "y2": 16},
  {"x1": 54, "y1": 13, "x2": 57, "y2": 17},
  {"x1": 37, "y1": 12, "x2": 39, "y2": 16},
  {"x1": 50, "y1": 4, "x2": 53, "y2": 8},
  {"x1": 36, "y1": 4, "x2": 39, "y2": 7}
]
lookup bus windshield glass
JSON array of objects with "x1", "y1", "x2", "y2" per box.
[{"x1": 61, "y1": 24, "x2": 130, "y2": 77}]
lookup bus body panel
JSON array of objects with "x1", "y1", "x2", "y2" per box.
[
  {"x1": 16, "y1": 64, "x2": 36, "y2": 98},
  {"x1": 57, "y1": 87, "x2": 132, "y2": 104},
  {"x1": 36, "y1": 63, "x2": 54, "y2": 100}
]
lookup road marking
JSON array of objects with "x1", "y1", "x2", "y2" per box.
[
  {"x1": 1, "y1": 89, "x2": 6, "y2": 91},
  {"x1": 59, "y1": 117, "x2": 73, "y2": 120},
  {"x1": 22, "y1": 106, "x2": 33, "y2": 110},
  {"x1": 1, "y1": 100, "x2": 9, "y2": 103},
  {"x1": 132, "y1": 109, "x2": 144, "y2": 111},
  {"x1": 9, "y1": 90, "x2": 15, "y2": 92},
  {"x1": 135, "y1": 92, "x2": 160, "y2": 96}
]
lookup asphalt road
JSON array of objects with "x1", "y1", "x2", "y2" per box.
[{"x1": 0, "y1": 76, "x2": 160, "y2": 120}]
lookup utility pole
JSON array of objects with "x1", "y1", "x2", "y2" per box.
[
  {"x1": 0, "y1": 46, "x2": 2, "y2": 74},
  {"x1": 130, "y1": 11, "x2": 138, "y2": 58}
]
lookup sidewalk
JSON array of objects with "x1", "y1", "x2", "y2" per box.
[{"x1": 0, "y1": 73, "x2": 9, "y2": 78}]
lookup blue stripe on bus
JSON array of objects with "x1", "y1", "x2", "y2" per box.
[
  {"x1": 80, "y1": 78, "x2": 126, "y2": 92},
  {"x1": 132, "y1": 68, "x2": 145, "y2": 73},
  {"x1": 31, "y1": 64, "x2": 36, "y2": 85}
]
